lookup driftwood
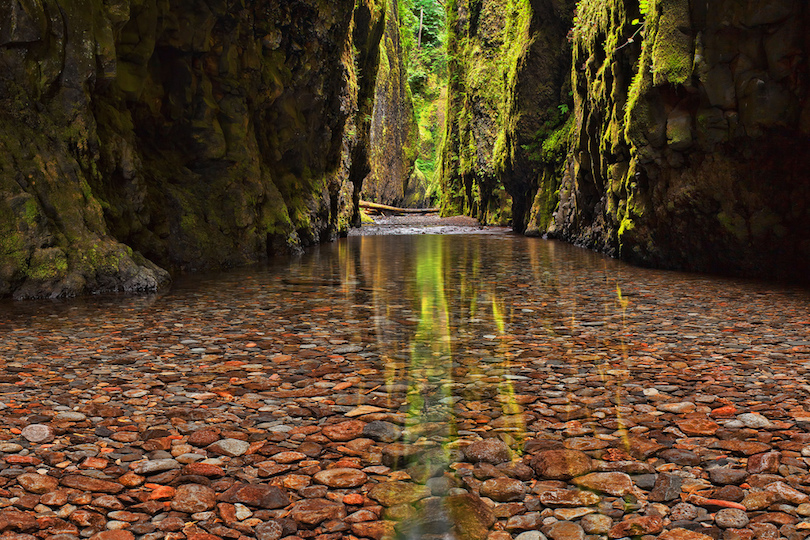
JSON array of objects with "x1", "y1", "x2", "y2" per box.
[{"x1": 359, "y1": 200, "x2": 440, "y2": 215}]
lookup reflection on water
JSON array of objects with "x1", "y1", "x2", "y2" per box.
[{"x1": 2, "y1": 233, "x2": 810, "y2": 538}]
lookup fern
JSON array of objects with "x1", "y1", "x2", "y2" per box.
[{"x1": 639, "y1": 0, "x2": 649, "y2": 16}]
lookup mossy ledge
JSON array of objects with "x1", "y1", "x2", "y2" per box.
[{"x1": 0, "y1": 0, "x2": 385, "y2": 298}]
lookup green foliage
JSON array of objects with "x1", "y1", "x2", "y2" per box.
[
  {"x1": 400, "y1": 0, "x2": 447, "y2": 205},
  {"x1": 522, "y1": 105, "x2": 573, "y2": 164}
]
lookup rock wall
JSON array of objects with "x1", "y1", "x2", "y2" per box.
[
  {"x1": 548, "y1": 0, "x2": 810, "y2": 279},
  {"x1": 440, "y1": 0, "x2": 574, "y2": 226},
  {"x1": 365, "y1": 0, "x2": 419, "y2": 207},
  {"x1": 0, "y1": 0, "x2": 385, "y2": 298}
]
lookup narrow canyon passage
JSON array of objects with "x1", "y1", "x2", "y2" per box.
[{"x1": 1, "y1": 228, "x2": 809, "y2": 539}]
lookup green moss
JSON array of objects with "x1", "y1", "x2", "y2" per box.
[
  {"x1": 28, "y1": 248, "x2": 68, "y2": 281},
  {"x1": 22, "y1": 198, "x2": 39, "y2": 226},
  {"x1": 648, "y1": 0, "x2": 693, "y2": 86},
  {"x1": 717, "y1": 211, "x2": 748, "y2": 242}
]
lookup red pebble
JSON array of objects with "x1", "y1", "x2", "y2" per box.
[{"x1": 343, "y1": 494, "x2": 364, "y2": 505}]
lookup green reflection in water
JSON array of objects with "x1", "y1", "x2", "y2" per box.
[{"x1": 405, "y1": 237, "x2": 457, "y2": 461}]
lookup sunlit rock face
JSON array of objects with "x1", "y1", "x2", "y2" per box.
[
  {"x1": 441, "y1": 0, "x2": 576, "y2": 228},
  {"x1": 0, "y1": 0, "x2": 384, "y2": 298},
  {"x1": 549, "y1": 0, "x2": 810, "y2": 280},
  {"x1": 364, "y1": 0, "x2": 419, "y2": 208}
]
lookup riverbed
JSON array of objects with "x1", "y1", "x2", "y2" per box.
[{"x1": 0, "y1": 226, "x2": 809, "y2": 540}]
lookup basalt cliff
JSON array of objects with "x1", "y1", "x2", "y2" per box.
[
  {"x1": 442, "y1": 0, "x2": 810, "y2": 280},
  {"x1": 0, "y1": 0, "x2": 385, "y2": 298}
]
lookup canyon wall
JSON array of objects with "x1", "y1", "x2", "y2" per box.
[
  {"x1": 440, "y1": 0, "x2": 575, "y2": 227},
  {"x1": 538, "y1": 0, "x2": 810, "y2": 279},
  {"x1": 0, "y1": 0, "x2": 384, "y2": 298},
  {"x1": 365, "y1": 0, "x2": 420, "y2": 207}
]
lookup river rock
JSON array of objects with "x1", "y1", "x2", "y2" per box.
[
  {"x1": 546, "y1": 520, "x2": 585, "y2": 540},
  {"x1": 464, "y1": 438, "x2": 512, "y2": 464},
  {"x1": 506, "y1": 512, "x2": 543, "y2": 531},
  {"x1": 515, "y1": 533, "x2": 548, "y2": 540},
  {"x1": 715, "y1": 508, "x2": 750, "y2": 528},
  {"x1": 188, "y1": 428, "x2": 221, "y2": 447},
  {"x1": 581, "y1": 513, "x2": 613, "y2": 534},
  {"x1": 53, "y1": 411, "x2": 87, "y2": 422},
  {"x1": 368, "y1": 482, "x2": 430, "y2": 506},
  {"x1": 207, "y1": 438, "x2": 250, "y2": 457},
  {"x1": 747, "y1": 452, "x2": 781, "y2": 474},
  {"x1": 445, "y1": 493, "x2": 495, "y2": 540},
  {"x1": 289, "y1": 499, "x2": 346, "y2": 526},
  {"x1": 171, "y1": 484, "x2": 216, "y2": 513},
  {"x1": 219, "y1": 483, "x2": 290, "y2": 509},
  {"x1": 765, "y1": 481, "x2": 810, "y2": 504},
  {"x1": 539, "y1": 489, "x2": 600, "y2": 507},
  {"x1": 608, "y1": 515, "x2": 664, "y2": 538},
  {"x1": 131, "y1": 458, "x2": 180, "y2": 474},
  {"x1": 381, "y1": 442, "x2": 423, "y2": 468},
  {"x1": 254, "y1": 520, "x2": 283, "y2": 540},
  {"x1": 743, "y1": 490, "x2": 779, "y2": 511},
  {"x1": 659, "y1": 448, "x2": 701, "y2": 465},
  {"x1": 649, "y1": 472, "x2": 683, "y2": 501},
  {"x1": 20, "y1": 424, "x2": 54, "y2": 443},
  {"x1": 61, "y1": 475, "x2": 123, "y2": 494},
  {"x1": 531, "y1": 449, "x2": 593, "y2": 480},
  {"x1": 709, "y1": 467, "x2": 749, "y2": 485},
  {"x1": 313, "y1": 468, "x2": 368, "y2": 488},
  {"x1": 479, "y1": 477, "x2": 526, "y2": 502},
  {"x1": 677, "y1": 418, "x2": 720, "y2": 436},
  {"x1": 17, "y1": 473, "x2": 58, "y2": 494},
  {"x1": 660, "y1": 528, "x2": 716, "y2": 540},
  {"x1": 738, "y1": 413, "x2": 772, "y2": 429},
  {"x1": 322, "y1": 420, "x2": 366, "y2": 442},
  {"x1": 572, "y1": 472, "x2": 634, "y2": 496},
  {"x1": 362, "y1": 420, "x2": 401, "y2": 443}
]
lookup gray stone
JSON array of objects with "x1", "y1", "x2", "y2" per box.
[
  {"x1": 21, "y1": 424, "x2": 54, "y2": 443},
  {"x1": 714, "y1": 508, "x2": 750, "y2": 529},
  {"x1": 362, "y1": 420, "x2": 401, "y2": 443},
  {"x1": 207, "y1": 438, "x2": 250, "y2": 457}
]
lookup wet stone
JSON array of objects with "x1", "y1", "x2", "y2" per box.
[
  {"x1": 384, "y1": 442, "x2": 427, "y2": 469},
  {"x1": 515, "y1": 532, "x2": 548, "y2": 540},
  {"x1": 572, "y1": 472, "x2": 634, "y2": 496},
  {"x1": 546, "y1": 520, "x2": 585, "y2": 540},
  {"x1": 738, "y1": 413, "x2": 772, "y2": 429},
  {"x1": 539, "y1": 489, "x2": 601, "y2": 507},
  {"x1": 748, "y1": 452, "x2": 782, "y2": 474},
  {"x1": 445, "y1": 493, "x2": 495, "y2": 540},
  {"x1": 313, "y1": 468, "x2": 367, "y2": 488},
  {"x1": 660, "y1": 448, "x2": 701, "y2": 466},
  {"x1": 710, "y1": 468, "x2": 749, "y2": 485},
  {"x1": 660, "y1": 528, "x2": 716, "y2": 540},
  {"x1": 479, "y1": 477, "x2": 526, "y2": 502},
  {"x1": 21, "y1": 424, "x2": 54, "y2": 443},
  {"x1": 207, "y1": 438, "x2": 250, "y2": 457},
  {"x1": 171, "y1": 484, "x2": 216, "y2": 513},
  {"x1": 220, "y1": 483, "x2": 290, "y2": 509},
  {"x1": 649, "y1": 472, "x2": 683, "y2": 501},
  {"x1": 289, "y1": 499, "x2": 346, "y2": 526},
  {"x1": 362, "y1": 420, "x2": 401, "y2": 443},
  {"x1": 608, "y1": 515, "x2": 665, "y2": 538},
  {"x1": 368, "y1": 482, "x2": 430, "y2": 507},
  {"x1": 581, "y1": 513, "x2": 613, "y2": 534},
  {"x1": 532, "y1": 449, "x2": 594, "y2": 480},
  {"x1": 716, "y1": 509, "x2": 750, "y2": 529},
  {"x1": 322, "y1": 420, "x2": 366, "y2": 442},
  {"x1": 17, "y1": 472, "x2": 58, "y2": 494},
  {"x1": 464, "y1": 439, "x2": 512, "y2": 464}
]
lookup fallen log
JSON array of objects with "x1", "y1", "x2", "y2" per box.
[{"x1": 359, "y1": 200, "x2": 440, "y2": 215}]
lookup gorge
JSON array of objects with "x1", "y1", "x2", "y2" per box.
[{"x1": 1, "y1": 0, "x2": 809, "y2": 299}]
